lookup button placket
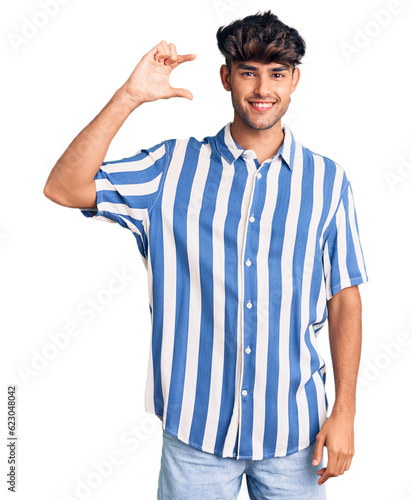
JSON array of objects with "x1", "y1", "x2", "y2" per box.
[{"x1": 238, "y1": 161, "x2": 267, "y2": 458}]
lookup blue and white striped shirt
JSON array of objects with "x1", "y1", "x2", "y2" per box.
[{"x1": 81, "y1": 121, "x2": 368, "y2": 460}]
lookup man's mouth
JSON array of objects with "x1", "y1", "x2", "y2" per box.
[{"x1": 248, "y1": 101, "x2": 275, "y2": 112}]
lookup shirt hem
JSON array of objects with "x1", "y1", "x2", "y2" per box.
[
  {"x1": 327, "y1": 274, "x2": 368, "y2": 300},
  {"x1": 146, "y1": 407, "x2": 317, "y2": 460}
]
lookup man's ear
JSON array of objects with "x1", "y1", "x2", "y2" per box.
[
  {"x1": 220, "y1": 64, "x2": 231, "y2": 91},
  {"x1": 290, "y1": 67, "x2": 301, "y2": 94}
]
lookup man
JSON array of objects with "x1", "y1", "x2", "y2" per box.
[{"x1": 43, "y1": 10, "x2": 368, "y2": 500}]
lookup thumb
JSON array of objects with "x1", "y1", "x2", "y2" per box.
[
  {"x1": 312, "y1": 435, "x2": 325, "y2": 466},
  {"x1": 165, "y1": 87, "x2": 193, "y2": 100}
]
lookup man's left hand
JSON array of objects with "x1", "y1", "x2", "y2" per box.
[{"x1": 312, "y1": 410, "x2": 355, "y2": 485}]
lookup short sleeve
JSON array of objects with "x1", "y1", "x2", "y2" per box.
[
  {"x1": 322, "y1": 180, "x2": 368, "y2": 300},
  {"x1": 80, "y1": 140, "x2": 168, "y2": 258}
]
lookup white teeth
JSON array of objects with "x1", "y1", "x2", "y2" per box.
[{"x1": 251, "y1": 102, "x2": 273, "y2": 108}]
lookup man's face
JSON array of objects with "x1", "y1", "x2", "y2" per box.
[{"x1": 220, "y1": 60, "x2": 300, "y2": 130}]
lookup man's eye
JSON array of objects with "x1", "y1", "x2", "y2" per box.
[{"x1": 241, "y1": 72, "x2": 283, "y2": 78}]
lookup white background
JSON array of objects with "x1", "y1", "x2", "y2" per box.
[{"x1": 2, "y1": 0, "x2": 412, "y2": 499}]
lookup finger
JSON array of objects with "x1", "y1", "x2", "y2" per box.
[
  {"x1": 335, "y1": 452, "x2": 347, "y2": 476},
  {"x1": 340, "y1": 457, "x2": 350, "y2": 475},
  {"x1": 147, "y1": 40, "x2": 165, "y2": 57},
  {"x1": 336, "y1": 447, "x2": 353, "y2": 475},
  {"x1": 312, "y1": 435, "x2": 325, "y2": 466},
  {"x1": 150, "y1": 40, "x2": 166, "y2": 57},
  {"x1": 164, "y1": 86, "x2": 193, "y2": 100},
  {"x1": 154, "y1": 40, "x2": 170, "y2": 63},
  {"x1": 340, "y1": 454, "x2": 353, "y2": 474},
  {"x1": 176, "y1": 53, "x2": 197, "y2": 65},
  {"x1": 318, "y1": 453, "x2": 338, "y2": 485},
  {"x1": 164, "y1": 43, "x2": 178, "y2": 66},
  {"x1": 316, "y1": 467, "x2": 327, "y2": 476},
  {"x1": 318, "y1": 469, "x2": 332, "y2": 485}
]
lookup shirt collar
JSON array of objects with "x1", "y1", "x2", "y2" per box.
[{"x1": 213, "y1": 121, "x2": 296, "y2": 170}]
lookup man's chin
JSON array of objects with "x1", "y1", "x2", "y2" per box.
[{"x1": 243, "y1": 117, "x2": 280, "y2": 131}]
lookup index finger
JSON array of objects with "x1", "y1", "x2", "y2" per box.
[
  {"x1": 317, "y1": 453, "x2": 338, "y2": 485},
  {"x1": 175, "y1": 53, "x2": 196, "y2": 66}
]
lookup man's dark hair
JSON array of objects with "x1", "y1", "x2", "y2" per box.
[{"x1": 216, "y1": 10, "x2": 306, "y2": 75}]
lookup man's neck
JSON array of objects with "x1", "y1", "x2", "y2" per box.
[{"x1": 230, "y1": 116, "x2": 285, "y2": 165}]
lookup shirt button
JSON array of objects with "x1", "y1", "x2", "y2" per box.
[
  {"x1": 242, "y1": 390, "x2": 248, "y2": 396},
  {"x1": 256, "y1": 172, "x2": 262, "y2": 179},
  {"x1": 249, "y1": 215, "x2": 255, "y2": 223},
  {"x1": 246, "y1": 259, "x2": 251, "y2": 267},
  {"x1": 245, "y1": 346, "x2": 251, "y2": 354},
  {"x1": 246, "y1": 300, "x2": 252, "y2": 309}
]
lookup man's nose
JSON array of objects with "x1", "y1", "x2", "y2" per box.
[{"x1": 253, "y1": 77, "x2": 272, "y2": 97}]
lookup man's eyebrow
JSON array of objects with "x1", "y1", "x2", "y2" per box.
[{"x1": 236, "y1": 63, "x2": 290, "y2": 72}]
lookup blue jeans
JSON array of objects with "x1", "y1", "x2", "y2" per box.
[{"x1": 157, "y1": 429, "x2": 327, "y2": 499}]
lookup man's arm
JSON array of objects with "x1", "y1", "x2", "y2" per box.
[
  {"x1": 312, "y1": 284, "x2": 362, "y2": 485},
  {"x1": 43, "y1": 41, "x2": 196, "y2": 209}
]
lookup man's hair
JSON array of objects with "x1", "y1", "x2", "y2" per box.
[{"x1": 216, "y1": 10, "x2": 306, "y2": 75}]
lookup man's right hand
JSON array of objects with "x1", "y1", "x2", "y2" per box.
[
  {"x1": 43, "y1": 41, "x2": 196, "y2": 208},
  {"x1": 121, "y1": 40, "x2": 196, "y2": 105}
]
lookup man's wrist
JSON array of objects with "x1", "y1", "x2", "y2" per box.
[
  {"x1": 115, "y1": 85, "x2": 144, "y2": 111},
  {"x1": 331, "y1": 400, "x2": 356, "y2": 417}
]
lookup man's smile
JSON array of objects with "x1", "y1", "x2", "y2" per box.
[{"x1": 248, "y1": 101, "x2": 276, "y2": 112}]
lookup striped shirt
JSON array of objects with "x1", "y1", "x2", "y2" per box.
[{"x1": 80, "y1": 121, "x2": 368, "y2": 460}]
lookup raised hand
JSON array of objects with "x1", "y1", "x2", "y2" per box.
[{"x1": 122, "y1": 40, "x2": 196, "y2": 104}]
